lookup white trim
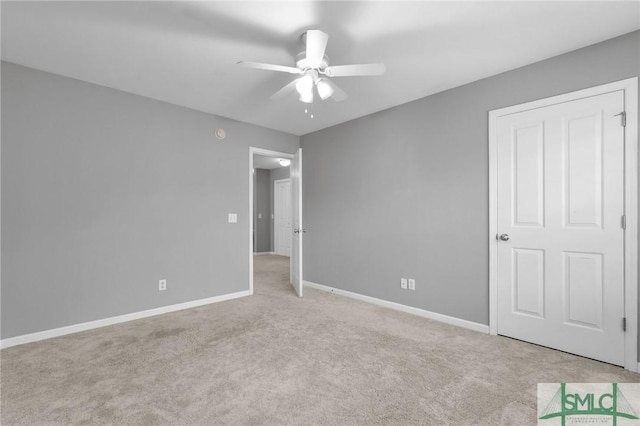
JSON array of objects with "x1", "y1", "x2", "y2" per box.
[
  {"x1": 249, "y1": 148, "x2": 295, "y2": 295},
  {"x1": 303, "y1": 280, "x2": 490, "y2": 334},
  {"x1": 488, "y1": 77, "x2": 638, "y2": 372},
  {"x1": 253, "y1": 251, "x2": 275, "y2": 256},
  {"x1": 623, "y1": 78, "x2": 638, "y2": 373},
  {"x1": 489, "y1": 99, "x2": 498, "y2": 336},
  {"x1": 0, "y1": 290, "x2": 251, "y2": 349}
]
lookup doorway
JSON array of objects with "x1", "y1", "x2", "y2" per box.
[
  {"x1": 249, "y1": 147, "x2": 303, "y2": 297},
  {"x1": 252, "y1": 156, "x2": 290, "y2": 255},
  {"x1": 488, "y1": 78, "x2": 638, "y2": 371}
]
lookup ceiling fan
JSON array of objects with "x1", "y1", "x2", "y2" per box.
[{"x1": 237, "y1": 30, "x2": 386, "y2": 104}]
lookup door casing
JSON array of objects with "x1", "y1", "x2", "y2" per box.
[{"x1": 488, "y1": 77, "x2": 638, "y2": 371}]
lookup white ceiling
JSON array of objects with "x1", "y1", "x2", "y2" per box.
[{"x1": 2, "y1": 1, "x2": 639, "y2": 136}]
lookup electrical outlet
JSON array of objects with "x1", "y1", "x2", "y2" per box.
[
  {"x1": 408, "y1": 279, "x2": 416, "y2": 290},
  {"x1": 228, "y1": 213, "x2": 237, "y2": 223},
  {"x1": 400, "y1": 278, "x2": 408, "y2": 289},
  {"x1": 159, "y1": 279, "x2": 167, "y2": 291}
]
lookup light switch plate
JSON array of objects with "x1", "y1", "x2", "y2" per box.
[
  {"x1": 408, "y1": 279, "x2": 416, "y2": 290},
  {"x1": 400, "y1": 278, "x2": 408, "y2": 289},
  {"x1": 228, "y1": 213, "x2": 237, "y2": 223}
]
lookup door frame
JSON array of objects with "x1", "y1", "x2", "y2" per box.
[
  {"x1": 488, "y1": 77, "x2": 638, "y2": 371},
  {"x1": 249, "y1": 147, "x2": 294, "y2": 295},
  {"x1": 274, "y1": 178, "x2": 291, "y2": 257}
]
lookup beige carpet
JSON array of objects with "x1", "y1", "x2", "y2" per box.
[{"x1": 1, "y1": 255, "x2": 638, "y2": 425}]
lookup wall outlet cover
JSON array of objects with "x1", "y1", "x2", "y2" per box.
[
  {"x1": 400, "y1": 278, "x2": 408, "y2": 289},
  {"x1": 159, "y1": 279, "x2": 167, "y2": 291},
  {"x1": 228, "y1": 213, "x2": 238, "y2": 223},
  {"x1": 408, "y1": 279, "x2": 415, "y2": 290}
]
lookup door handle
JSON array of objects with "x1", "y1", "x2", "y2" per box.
[
  {"x1": 498, "y1": 233, "x2": 510, "y2": 241},
  {"x1": 293, "y1": 228, "x2": 307, "y2": 234}
]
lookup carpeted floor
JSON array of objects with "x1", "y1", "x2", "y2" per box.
[{"x1": 1, "y1": 254, "x2": 638, "y2": 425}]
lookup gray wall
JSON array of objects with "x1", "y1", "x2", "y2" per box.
[
  {"x1": 254, "y1": 168, "x2": 271, "y2": 252},
  {"x1": 1, "y1": 62, "x2": 299, "y2": 339},
  {"x1": 3, "y1": 30, "x2": 639, "y2": 358},
  {"x1": 270, "y1": 167, "x2": 290, "y2": 252},
  {"x1": 301, "y1": 32, "x2": 640, "y2": 344}
]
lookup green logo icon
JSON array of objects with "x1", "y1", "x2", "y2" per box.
[{"x1": 539, "y1": 383, "x2": 639, "y2": 426}]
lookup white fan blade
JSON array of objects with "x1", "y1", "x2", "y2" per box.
[
  {"x1": 324, "y1": 63, "x2": 386, "y2": 77},
  {"x1": 237, "y1": 61, "x2": 302, "y2": 74},
  {"x1": 306, "y1": 30, "x2": 329, "y2": 68},
  {"x1": 326, "y1": 79, "x2": 347, "y2": 102},
  {"x1": 270, "y1": 79, "x2": 299, "y2": 101}
]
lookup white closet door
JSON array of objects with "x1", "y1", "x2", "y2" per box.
[{"x1": 496, "y1": 90, "x2": 625, "y2": 365}]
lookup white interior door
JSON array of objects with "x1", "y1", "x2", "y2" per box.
[
  {"x1": 496, "y1": 90, "x2": 625, "y2": 365},
  {"x1": 274, "y1": 179, "x2": 291, "y2": 256},
  {"x1": 290, "y1": 148, "x2": 303, "y2": 297}
]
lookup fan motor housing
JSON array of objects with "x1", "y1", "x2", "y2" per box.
[{"x1": 295, "y1": 51, "x2": 329, "y2": 71}]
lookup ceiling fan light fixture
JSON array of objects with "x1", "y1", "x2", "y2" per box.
[
  {"x1": 316, "y1": 79, "x2": 334, "y2": 100},
  {"x1": 299, "y1": 90, "x2": 314, "y2": 104},
  {"x1": 238, "y1": 29, "x2": 382, "y2": 105},
  {"x1": 295, "y1": 75, "x2": 313, "y2": 95}
]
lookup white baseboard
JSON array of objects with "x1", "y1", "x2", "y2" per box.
[
  {"x1": 303, "y1": 280, "x2": 489, "y2": 334},
  {"x1": 254, "y1": 252, "x2": 275, "y2": 256},
  {"x1": 0, "y1": 290, "x2": 251, "y2": 349}
]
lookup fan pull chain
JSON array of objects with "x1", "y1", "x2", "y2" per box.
[{"x1": 304, "y1": 105, "x2": 314, "y2": 119}]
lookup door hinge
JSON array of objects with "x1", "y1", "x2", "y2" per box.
[
  {"x1": 614, "y1": 111, "x2": 626, "y2": 127},
  {"x1": 621, "y1": 215, "x2": 626, "y2": 230},
  {"x1": 623, "y1": 317, "x2": 627, "y2": 332}
]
